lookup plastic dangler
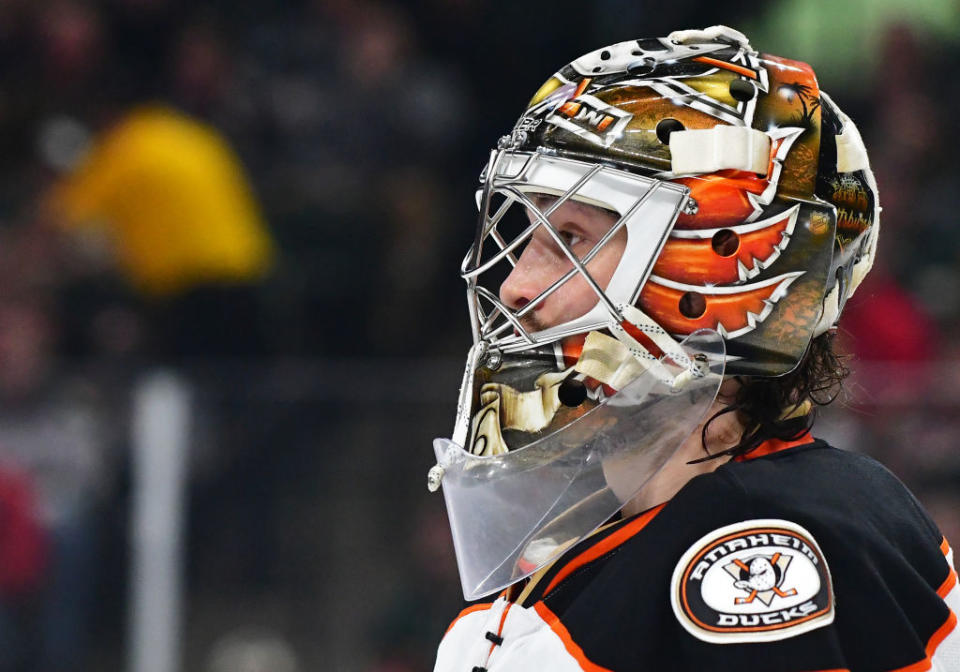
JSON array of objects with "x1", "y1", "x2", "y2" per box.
[{"x1": 434, "y1": 329, "x2": 724, "y2": 599}]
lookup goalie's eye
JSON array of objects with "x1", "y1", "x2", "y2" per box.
[{"x1": 559, "y1": 229, "x2": 584, "y2": 248}]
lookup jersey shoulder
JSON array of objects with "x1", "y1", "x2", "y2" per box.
[
  {"x1": 537, "y1": 440, "x2": 959, "y2": 672},
  {"x1": 714, "y1": 441, "x2": 939, "y2": 540}
]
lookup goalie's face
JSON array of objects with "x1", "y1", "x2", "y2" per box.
[
  {"x1": 441, "y1": 154, "x2": 727, "y2": 600},
  {"x1": 499, "y1": 196, "x2": 626, "y2": 333}
]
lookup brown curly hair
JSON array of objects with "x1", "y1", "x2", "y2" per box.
[{"x1": 693, "y1": 331, "x2": 850, "y2": 462}]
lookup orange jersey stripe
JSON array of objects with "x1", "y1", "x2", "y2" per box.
[
  {"x1": 888, "y1": 612, "x2": 957, "y2": 672},
  {"x1": 789, "y1": 538, "x2": 957, "y2": 672},
  {"x1": 542, "y1": 504, "x2": 666, "y2": 598},
  {"x1": 887, "y1": 540, "x2": 958, "y2": 672},
  {"x1": 533, "y1": 602, "x2": 615, "y2": 672},
  {"x1": 487, "y1": 602, "x2": 513, "y2": 658},
  {"x1": 735, "y1": 431, "x2": 814, "y2": 461},
  {"x1": 937, "y1": 565, "x2": 957, "y2": 598},
  {"x1": 937, "y1": 538, "x2": 956, "y2": 598}
]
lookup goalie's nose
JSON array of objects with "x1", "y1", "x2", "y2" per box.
[{"x1": 499, "y1": 240, "x2": 554, "y2": 313}]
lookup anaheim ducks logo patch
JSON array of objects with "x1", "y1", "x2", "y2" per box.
[{"x1": 670, "y1": 519, "x2": 834, "y2": 643}]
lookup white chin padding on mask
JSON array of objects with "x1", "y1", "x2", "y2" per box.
[
  {"x1": 607, "y1": 304, "x2": 703, "y2": 391},
  {"x1": 574, "y1": 332, "x2": 648, "y2": 391}
]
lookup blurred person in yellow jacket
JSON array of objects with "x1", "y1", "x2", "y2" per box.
[{"x1": 48, "y1": 105, "x2": 275, "y2": 359}]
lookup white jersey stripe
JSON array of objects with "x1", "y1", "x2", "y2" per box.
[{"x1": 435, "y1": 596, "x2": 608, "y2": 672}]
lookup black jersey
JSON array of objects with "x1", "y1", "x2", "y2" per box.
[{"x1": 434, "y1": 437, "x2": 959, "y2": 671}]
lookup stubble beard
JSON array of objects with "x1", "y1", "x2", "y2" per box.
[{"x1": 517, "y1": 313, "x2": 549, "y2": 335}]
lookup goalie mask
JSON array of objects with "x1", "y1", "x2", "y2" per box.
[{"x1": 430, "y1": 26, "x2": 879, "y2": 600}]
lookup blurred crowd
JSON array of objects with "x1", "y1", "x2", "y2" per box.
[{"x1": 0, "y1": 0, "x2": 952, "y2": 670}]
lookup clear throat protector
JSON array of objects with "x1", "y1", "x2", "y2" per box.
[{"x1": 430, "y1": 147, "x2": 725, "y2": 600}]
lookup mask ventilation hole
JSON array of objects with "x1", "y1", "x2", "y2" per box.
[
  {"x1": 600, "y1": 50, "x2": 611, "y2": 61},
  {"x1": 656, "y1": 118, "x2": 685, "y2": 144},
  {"x1": 627, "y1": 57, "x2": 657, "y2": 76},
  {"x1": 711, "y1": 229, "x2": 740, "y2": 257},
  {"x1": 678, "y1": 292, "x2": 706, "y2": 319},
  {"x1": 729, "y1": 79, "x2": 756, "y2": 102},
  {"x1": 558, "y1": 378, "x2": 588, "y2": 407}
]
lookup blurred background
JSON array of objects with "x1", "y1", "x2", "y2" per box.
[{"x1": 0, "y1": 0, "x2": 955, "y2": 670}]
